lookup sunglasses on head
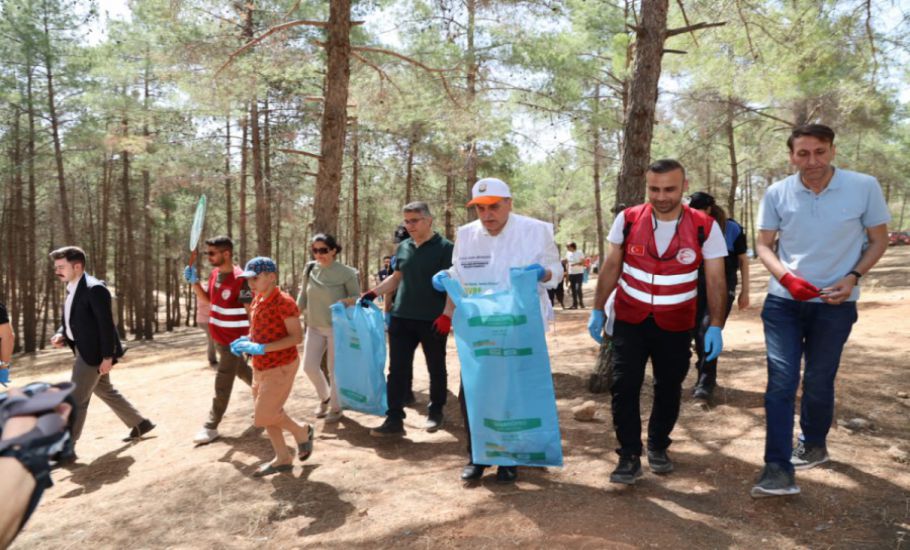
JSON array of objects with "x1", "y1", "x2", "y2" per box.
[{"x1": 312, "y1": 247, "x2": 331, "y2": 255}]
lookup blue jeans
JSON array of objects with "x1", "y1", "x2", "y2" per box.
[{"x1": 761, "y1": 294, "x2": 857, "y2": 471}]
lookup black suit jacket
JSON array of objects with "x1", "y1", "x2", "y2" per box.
[{"x1": 57, "y1": 274, "x2": 125, "y2": 367}]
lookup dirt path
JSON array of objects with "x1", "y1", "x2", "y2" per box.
[{"x1": 11, "y1": 248, "x2": 910, "y2": 549}]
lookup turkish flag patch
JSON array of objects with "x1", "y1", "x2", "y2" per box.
[{"x1": 629, "y1": 244, "x2": 645, "y2": 256}]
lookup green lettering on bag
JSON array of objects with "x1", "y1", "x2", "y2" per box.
[
  {"x1": 485, "y1": 451, "x2": 547, "y2": 461},
  {"x1": 474, "y1": 348, "x2": 532, "y2": 358},
  {"x1": 340, "y1": 389, "x2": 367, "y2": 403},
  {"x1": 467, "y1": 314, "x2": 527, "y2": 327},
  {"x1": 483, "y1": 418, "x2": 541, "y2": 432}
]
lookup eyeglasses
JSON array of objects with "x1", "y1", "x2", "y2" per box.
[
  {"x1": 403, "y1": 218, "x2": 424, "y2": 225},
  {"x1": 312, "y1": 247, "x2": 330, "y2": 255}
]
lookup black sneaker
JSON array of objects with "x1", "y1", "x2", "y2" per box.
[
  {"x1": 496, "y1": 466, "x2": 518, "y2": 484},
  {"x1": 610, "y1": 456, "x2": 643, "y2": 485},
  {"x1": 791, "y1": 439, "x2": 829, "y2": 470},
  {"x1": 370, "y1": 417, "x2": 405, "y2": 437},
  {"x1": 647, "y1": 449, "x2": 674, "y2": 474},
  {"x1": 424, "y1": 411, "x2": 444, "y2": 432},
  {"x1": 461, "y1": 463, "x2": 486, "y2": 481},
  {"x1": 124, "y1": 419, "x2": 156, "y2": 442},
  {"x1": 750, "y1": 463, "x2": 800, "y2": 498}
]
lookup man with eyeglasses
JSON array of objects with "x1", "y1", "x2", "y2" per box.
[
  {"x1": 184, "y1": 235, "x2": 253, "y2": 445},
  {"x1": 588, "y1": 159, "x2": 728, "y2": 484},
  {"x1": 362, "y1": 202, "x2": 454, "y2": 437}
]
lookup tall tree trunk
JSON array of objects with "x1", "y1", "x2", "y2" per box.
[
  {"x1": 225, "y1": 115, "x2": 233, "y2": 237},
  {"x1": 725, "y1": 99, "x2": 739, "y2": 217},
  {"x1": 240, "y1": 115, "x2": 249, "y2": 260},
  {"x1": 614, "y1": 0, "x2": 670, "y2": 211},
  {"x1": 312, "y1": 0, "x2": 352, "y2": 235},
  {"x1": 445, "y1": 172, "x2": 455, "y2": 240},
  {"x1": 42, "y1": 11, "x2": 74, "y2": 244},
  {"x1": 9, "y1": 107, "x2": 23, "y2": 352},
  {"x1": 141, "y1": 58, "x2": 154, "y2": 339},
  {"x1": 898, "y1": 188, "x2": 907, "y2": 230},
  {"x1": 250, "y1": 99, "x2": 270, "y2": 256},
  {"x1": 23, "y1": 65, "x2": 38, "y2": 352},
  {"x1": 119, "y1": 115, "x2": 138, "y2": 337},
  {"x1": 463, "y1": 0, "x2": 478, "y2": 221},
  {"x1": 591, "y1": 83, "x2": 605, "y2": 263},
  {"x1": 351, "y1": 117, "x2": 361, "y2": 274},
  {"x1": 404, "y1": 135, "x2": 414, "y2": 205},
  {"x1": 98, "y1": 155, "x2": 112, "y2": 280}
]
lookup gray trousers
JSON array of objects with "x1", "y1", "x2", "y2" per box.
[
  {"x1": 205, "y1": 342, "x2": 253, "y2": 430},
  {"x1": 70, "y1": 352, "x2": 145, "y2": 441}
]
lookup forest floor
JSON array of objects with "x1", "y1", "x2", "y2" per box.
[{"x1": 10, "y1": 248, "x2": 910, "y2": 549}]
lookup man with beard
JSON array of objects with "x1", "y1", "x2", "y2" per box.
[
  {"x1": 184, "y1": 236, "x2": 253, "y2": 444},
  {"x1": 588, "y1": 159, "x2": 728, "y2": 484}
]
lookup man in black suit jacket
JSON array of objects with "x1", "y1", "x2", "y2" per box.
[{"x1": 50, "y1": 246, "x2": 154, "y2": 451}]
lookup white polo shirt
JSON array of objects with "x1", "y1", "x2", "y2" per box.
[
  {"x1": 449, "y1": 213, "x2": 564, "y2": 325},
  {"x1": 566, "y1": 250, "x2": 586, "y2": 275}
]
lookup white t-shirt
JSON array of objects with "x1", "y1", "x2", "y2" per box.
[
  {"x1": 607, "y1": 211, "x2": 727, "y2": 260},
  {"x1": 449, "y1": 213, "x2": 564, "y2": 326},
  {"x1": 565, "y1": 250, "x2": 586, "y2": 275}
]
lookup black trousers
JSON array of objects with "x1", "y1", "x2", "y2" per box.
[
  {"x1": 610, "y1": 317, "x2": 692, "y2": 457},
  {"x1": 568, "y1": 273, "x2": 585, "y2": 307},
  {"x1": 693, "y1": 289, "x2": 735, "y2": 389},
  {"x1": 386, "y1": 316, "x2": 448, "y2": 420}
]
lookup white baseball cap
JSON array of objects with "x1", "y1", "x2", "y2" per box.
[{"x1": 467, "y1": 177, "x2": 512, "y2": 206}]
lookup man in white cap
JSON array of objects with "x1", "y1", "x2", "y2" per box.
[{"x1": 433, "y1": 177, "x2": 563, "y2": 484}]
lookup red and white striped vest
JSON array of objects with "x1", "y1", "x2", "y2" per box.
[
  {"x1": 207, "y1": 266, "x2": 250, "y2": 345},
  {"x1": 615, "y1": 203, "x2": 712, "y2": 332}
]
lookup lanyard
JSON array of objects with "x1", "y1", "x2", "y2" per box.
[{"x1": 647, "y1": 209, "x2": 683, "y2": 261}]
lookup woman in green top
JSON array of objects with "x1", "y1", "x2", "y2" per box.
[{"x1": 296, "y1": 234, "x2": 361, "y2": 422}]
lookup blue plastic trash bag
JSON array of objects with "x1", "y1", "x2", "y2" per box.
[
  {"x1": 443, "y1": 269, "x2": 563, "y2": 467},
  {"x1": 583, "y1": 269, "x2": 590, "y2": 284},
  {"x1": 330, "y1": 300, "x2": 388, "y2": 416}
]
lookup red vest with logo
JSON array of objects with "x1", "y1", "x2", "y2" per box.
[
  {"x1": 615, "y1": 203, "x2": 713, "y2": 332},
  {"x1": 207, "y1": 266, "x2": 250, "y2": 345}
]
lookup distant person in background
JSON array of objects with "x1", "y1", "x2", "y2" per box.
[
  {"x1": 195, "y1": 300, "x2": 218, "y2": 367},
  {"x1": 0, "y1": 302, "x2": 13, "y2": 386},
  {"x1": 687, "y1": 191, "x2": 750, "y2": 401},
  {"x1": 378, "y1": 256, "x2": 393, "y2": 284},
  {"x1": 547, "y1": 260, "x2": 567, "y2": 309},
  {"x1": 565, "y1": 242, "x2": 586, "y2": 309}
]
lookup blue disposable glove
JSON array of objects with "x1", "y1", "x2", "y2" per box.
[
  {"x1": 384, "y1": 312, "x2": 391, "y2": 328},
  {"x1": 587, "y1": 310, "x2": 605, "y2": 344},
  {"x1": 704, "y1": 326, "x2": 724, "y2": 362},
  {"x1": 0, "y1": 367, "x2": 9, "y2": 387},
  {"x1": 183, "y1": 266, "x2": 199, "y2": 284},
  {"x1": 229, "y1": 336, "x2": 250, "y2": 357},
  {"x1": 523, "y1": 263, "x2": 547, "y2": 281},
  {"x1": 233, "y1": 340, "x2": 265, "y2": 356},
  {"x1": 431, "y1": 270, "x2": 450, "y2": 292}
]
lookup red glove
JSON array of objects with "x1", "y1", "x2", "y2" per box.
[
  {"x1": 432, "y1": 314, "x2": 451, "y2": 335},
  {"x1": 780, "y1": 273, "x2": 821, "y2": 301}
]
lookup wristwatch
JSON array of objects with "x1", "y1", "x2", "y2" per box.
[{"x1": 847, "y1": 270, "x2": 862, "y2": 282}]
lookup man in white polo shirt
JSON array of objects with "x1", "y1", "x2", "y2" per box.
[
  {"x1": 589, "y1": 159, "x2": 728, "y2": 485},
  {"x1": 750, "y1": 124, "x2": 890, "y2": 498},
  {"x1": 433, "y1": 177, "x2": 563, "y2": 484}
]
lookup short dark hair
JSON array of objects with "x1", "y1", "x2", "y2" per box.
[
  {"x1": 205, "y1": 235, "x2": 234, "y2": 252},
  {"x1": 647, "y1": 159, "x2": 686, "y2": 179},
  {"x1": 49, "y1": 246, "x2": 87, "y2": 267},
  {"x1": 313, "y1": 233, "x2": 342, "y2": 254},
  {"x1": 383, "y1": 255, "x2": 392, "y2": 261},
  {"x1": 787, "y1": 124, "x2": 835, "y2": 152},
  {"x1": 567, "y1": 242, "x2": 577, "y2": 250}
]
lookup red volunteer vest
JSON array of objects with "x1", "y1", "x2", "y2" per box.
[
  {"x1": 207, "y1": 266, "x2": 250, "y2": 345},
  {"x1": 615, "y1": 204, "x2": 713, "y2": 332}
]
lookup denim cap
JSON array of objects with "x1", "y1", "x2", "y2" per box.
[{"x1": 239, "y1": 256, "x2": 278, "y2": 278}]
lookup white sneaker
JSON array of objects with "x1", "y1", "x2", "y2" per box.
[
  {"x1": 324, "y1": 410, "x2": 344, "y2": 423},
  {"x1": 314, "y1": 398, "x2": 331, "y2": 418},
  {"x1": 193, "y1": 427, "x2": 219, "y2": 445}
]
